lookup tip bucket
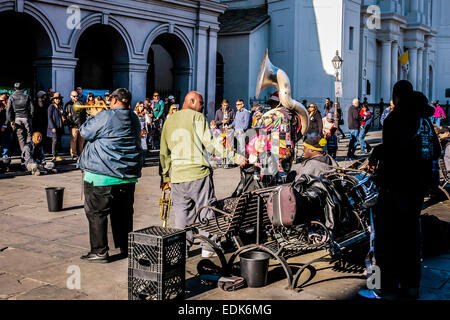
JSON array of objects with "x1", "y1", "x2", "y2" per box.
[
  {"x1": 45, "y1": 187, "x2": 65, "y2": 212},
  {"x1": 239, "y1": 250, "x2": 270, "y2": 288}
]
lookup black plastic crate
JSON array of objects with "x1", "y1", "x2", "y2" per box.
[
  {"x1": 128, "y1": 226, "x2": 186, "y2": 273},
  {"x1": 128, "y1": 267, "x2": 185, "y2": 300}
]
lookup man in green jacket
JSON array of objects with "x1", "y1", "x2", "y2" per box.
[{"x1": 160, "y1": 91, "x2": 244, "y2": 257}]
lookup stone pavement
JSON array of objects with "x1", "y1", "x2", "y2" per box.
[{"x1": 0, "y1": 131, "x2": 448, "y2": 300}]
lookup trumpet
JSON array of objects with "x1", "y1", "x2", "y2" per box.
[
  {"x1": 73, "y1": 101, "x2": 109, "y2": 114},
  {"x1": 159, "y1": 188, "x2": 171, "y2": 228}
]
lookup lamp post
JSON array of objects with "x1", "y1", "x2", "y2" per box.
[{"x1": 332, "y1": 50, "x2": 343, "y2": 131}]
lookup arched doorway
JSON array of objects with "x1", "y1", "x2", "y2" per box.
[
  {"x1": 75, "y1": 24, "x2": 129, "y2": 91},
  {"x1": 0, "y1": 11, "x2": 52, "y2": 95},
  {"x1": 146, "y1": 33, "x2": 190, "y2": 103},
  {"x1": 216, "y1": 52, "x2": 224, "y2": 107}
]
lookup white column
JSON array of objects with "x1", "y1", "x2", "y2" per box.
[
  {"x1": 417, "y1": 49, "x2": 423, "y2": 92},
  {"x1": 419, "y1": 0, "x2": 425, "y2": 22},
  {"x1": 408, "y1": 48, "x2": 418, "y2": 89},
  {"x1": 381, "y1": 41, "x2": 392, "y2": 101},
  {"x1": 194, "y1": 26, "x2": 208, "y2": 99},
  {"x1": 391, "y1": 42, "x2": 399, "y2": 90},
  {"x1": 205, "y1": 29, "x2": 218, "y2": 121},
  {"x1": 409, "y1": 0, "x2": 420, "y2": 22},
  {"x1": 422, "y1": 47, "x2": 429, "y2": 94}
]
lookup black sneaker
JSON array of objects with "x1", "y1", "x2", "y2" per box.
[{"x1": 80, "y1": 252, "x2": 109, "y2": 263}]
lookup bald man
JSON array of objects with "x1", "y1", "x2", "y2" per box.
[
  {"x1": 21, "y1": 132, "x2": 55, "y2": 175},
  {"x1": 160, "y1": 91, "x2": 244, "y2": 258},
  {"x1": 347, "y1": 98, "x2": 361, "y2": 158}
]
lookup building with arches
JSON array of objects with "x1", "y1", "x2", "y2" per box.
[
  {"x1": 0, "y1": 0, "x2": 226, "y2": 119},
  {"x1": 218, "y1": 0, "x2": 450, "y2": 129}
]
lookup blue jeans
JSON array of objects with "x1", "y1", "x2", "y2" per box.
[
  {"x1": 348, "y1": 129, "x2": 359, "y2": 157},
  {"x1": 359, "y1": 127, "x2": 367, "y2": 153},
  {"x1": 0, "y1": 130, "x2": 12, "y2": 158},
  {"x1": 433, "y1": 117, "x2": 441, "y2": 127}
]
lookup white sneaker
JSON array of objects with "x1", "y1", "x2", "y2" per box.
[{"x1": 201, "y1": 249, "x2": 217, "y2": 258}]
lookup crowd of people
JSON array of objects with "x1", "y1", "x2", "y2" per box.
[
  {"x1": 0, "y1": 84, "x2": 181, "y2": 175},
  {"x1": 0, "y1": 76, "x2": 448, "y2": 302}
]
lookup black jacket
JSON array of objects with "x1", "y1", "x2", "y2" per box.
[
  {"x1": 47, "y1": 104, "x2": 64, "y2": 138},
  {"x1": 7, "y1": 90, "x2": 34, "y2": 121},
  {"x1": 214, "y1": 108, "x2": 236, "y2": 130},
  {"x1": 78, "y1": 107, "x2": 143, "y2": 179},
  {"x1": 377, "y1": 98, "x2": 437, "y2": 189},
  {"x1": 306, "y1": 110, "x2": 323, "y2": 135},
  {"x1": 33, "y1": 100, "x2": 49, "y2": 134},
  {"x1": 347, "y1": 105, "x2": 361, "y2": 130},
  {"x1": 64, "y1": 101, "x2": 86, "y2": 128}
]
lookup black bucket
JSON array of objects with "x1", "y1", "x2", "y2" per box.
[
  {"x1": 45, "y1": 187, "x2": 65, "y2": 212},
  {"x1": 239, "y1": 250, "x2": 270, "y2": 288}
]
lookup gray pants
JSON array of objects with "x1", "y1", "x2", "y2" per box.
[
  {"x1": 171, "y1": 174, "x2": 217, "y2": 250},
  {"x1": 15, "y1": 118, "x2": 32, "y2": 152},
  {"x1": 26, "y1": 162, "x2": 55, "y2": 174}
]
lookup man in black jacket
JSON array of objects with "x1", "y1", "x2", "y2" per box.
[
  {"x1": 347, "y1": 98, "x2": 361, "y2": 158},
  {"x1": 6, "y1": 83, "x2": 34, "y2": 152},
  {"x1": 214, "y1": 99, "x2": 235, "y2": 131},
  {"x1": 368, "y1": 81, "x2": 440, "y2": 299},
  {"x1": 78, "y1": 88, "x2": 143, "y2": 263},
  {"x1": 64, "y1": 91, "x2": 86, "y2": 160}
]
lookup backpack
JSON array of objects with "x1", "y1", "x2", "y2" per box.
[{"x1": 412, "y1": 117, "x2": 441, "y2": 161}]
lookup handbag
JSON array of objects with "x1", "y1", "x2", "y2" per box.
[{"x1": 267, "y1": 185, "x2": 298, "y2": 227}]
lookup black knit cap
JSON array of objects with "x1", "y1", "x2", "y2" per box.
[
  {"x1": 111, "y1": 88, "x2": 132, "y2": 106},
  {"x1": 303, "y1": 135, "x2": 327, "y2": 152}
]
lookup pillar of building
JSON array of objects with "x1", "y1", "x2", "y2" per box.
[
  {"x1": 381, "y1": 40, "x2": 392, "y2": 101},
  {"x1": 417, "y1": 49, "x2": 423, "y2": 91},
  {"x1": 422, "y1": 47, "x2": 429, "y2": 94},
  {"x1": 408, "y1": 47, "x2": 418, "y2": 89},
  {"x1": 34, "y1": 56, "x2": 78, "y2": 100},
  {"x1": 205, "y1": 28, "x2": 218, "y2": 121},
  {"x1": 391, "y1": 41, "x2": 399, "y2": 91},
  {"x1": 194, "y1": 26, "x2": 208, "y2": 103},
  {"x1": 112, "y1": 62, "x2": 149, "y2": 106}
]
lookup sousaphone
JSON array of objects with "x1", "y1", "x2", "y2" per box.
[{"x1": 256, "y1": 49, "x2": 309, "y2": 136}]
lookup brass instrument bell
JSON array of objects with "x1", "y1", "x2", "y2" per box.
[
  {"x1": 73, "y1": 101, "x2": 109, "y2": 114},
  {"x1": 159, "y1": 187, "x2": 171, "y2": 228}
]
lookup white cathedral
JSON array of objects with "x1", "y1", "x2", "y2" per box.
[{"x1": 217, "y1": 0, "x2": 450, "y2": 127}]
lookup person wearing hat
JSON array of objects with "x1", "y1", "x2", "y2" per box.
[
  {"x1": 167, "y1": 95, "x2": 178, "y2": 109},
  {"x1": 268, "y1": 91, "x2": 280, "y2": 109},
  {"x1": 6, "y1": 82, "x2": 34, "y2": 152},
  {"x1": 78, "y1": 88, "x2": 143, "y2": 263},
  {"x1": 439, "y1": 126, "x2": 450, "y2": 170},
  {"x1": 296, "y1": 136, "x2": 337, "y2": 178},
  {"x1": 47, "y1": 92, "x2": 64, "y2": 162},
  {"x1": 64, "y1": 90, "x2": 86, "y2": 160},
  {"x1": 322, "y1": 112, "x2": 335, "y2": 137},
  {"x1": 104, "y1": 92, "x2": 111, "y2": 106},
  {"x1": 21, "y1": 132, "x2": 56, "y2": 176},
  {"x1": 33, "y1": 91, "x2": 49, "y2": 139}
]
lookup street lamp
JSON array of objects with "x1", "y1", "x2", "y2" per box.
[{"x1": 332, "y1": 50, "x2": 343, "y2": 130}]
